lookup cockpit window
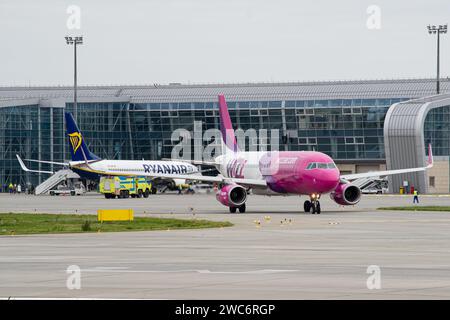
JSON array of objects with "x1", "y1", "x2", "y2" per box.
[
  {"x1": 306, "y1": 162, "x2": 337, "y2": 170},
  {"x1": 306, "y1": 163, "x2": 317, "y2": 169}
]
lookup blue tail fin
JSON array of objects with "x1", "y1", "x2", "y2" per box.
[{"x1": 65, "y1": 112, "x2": 100, "y2": 162}]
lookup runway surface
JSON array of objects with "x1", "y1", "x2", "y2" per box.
[{"x1": 1, "y1": 193, "x2": 450, "y2": 299}]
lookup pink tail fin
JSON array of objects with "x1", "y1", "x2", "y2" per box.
[{"x1": 218, "y1": 94, "x2": 239, "y2": 153}]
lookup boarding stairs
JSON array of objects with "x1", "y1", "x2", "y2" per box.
[
  {"x1": 35, "y1": 169, "x2": 80, "y2": 195},
  {"x1": 159, "y1": 185, "x2": 169, "y2": 193},
  {"x1": 351, "y1": 177, "x2": 380, "y2": 190}
]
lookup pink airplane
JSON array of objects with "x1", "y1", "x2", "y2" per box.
[{"x1": 97, "y1": 95, "x2": 434, "y2": 214}]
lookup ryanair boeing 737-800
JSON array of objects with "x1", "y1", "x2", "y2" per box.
[{"x1": 17, "y1": 113, "x2": 199, "y2": 189}]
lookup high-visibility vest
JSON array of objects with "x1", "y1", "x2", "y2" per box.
[{"x1": 414, "y1": 191, "x2": 418, "y2": 196}]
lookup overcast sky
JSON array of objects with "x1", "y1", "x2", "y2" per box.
[{"x1": 0, "y1": 0, "x2": 449, "y2": 86}]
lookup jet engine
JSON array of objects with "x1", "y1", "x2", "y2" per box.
[
  {"x1": 330, "y1": 182, "x2": 361, "y2": 206},
  {"x1": 216, "y1": 184, "x2": 247, "y2": 207}
]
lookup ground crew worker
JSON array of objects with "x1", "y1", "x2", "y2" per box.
[
  {"x1": 8, "y1": 183, "x2": 13, "y2": 194},
  {"x1": 413, "y1": 189, "x2": 419, "y2": 204},
  {"x1": 17, "y1": 184, "x2": 22, "y2": 194}
]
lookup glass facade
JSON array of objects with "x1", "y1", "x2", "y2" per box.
[
  {"x1": 0, "y1": 96, "x2": 437, "y2": 189},
  {"x1": 0, "y1": 105, "x2": 65, "y2": 189},
  {"x1": 424, "y1": 105, "x2": 450, "y2": 156}
]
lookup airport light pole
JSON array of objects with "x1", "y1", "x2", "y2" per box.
[
  {"x1": 427, "y1": 24, "x2": 447, "y2": 94},
  {"x1": 65, "y1": 36, "x2": 83, "y2": 120}
]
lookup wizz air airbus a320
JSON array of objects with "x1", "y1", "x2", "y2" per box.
[{"x1": 95, "y1": 94, "x2": 433, "y2": 214}]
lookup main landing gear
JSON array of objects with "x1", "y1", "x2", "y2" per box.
[
  {"x1": 229, "y1": 203, "x2": 246, "y2": 213},
  {"x1": 303, "y1": 194, "x2": 321, "y2": 214}
]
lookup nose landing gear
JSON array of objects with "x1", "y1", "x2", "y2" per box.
[
  {"x1": 229, "y1": 203, "x2": 246, "y2": 213},
  {"x1": 303, "y1": 194, "x2": 321, "y2": 214}
]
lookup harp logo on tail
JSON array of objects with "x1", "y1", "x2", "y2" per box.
[{"x1": 68, "y1": 132, "x2": 82, "y2": 153}]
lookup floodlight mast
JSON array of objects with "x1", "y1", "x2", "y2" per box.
[
  {"x1": 65, "y1": 36, "x2": 83, "y2": 121},
  {"x1": 427, "y1": 25, "x2": 447, "y2": 94}
]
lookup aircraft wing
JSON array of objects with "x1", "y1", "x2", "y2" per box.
[
  {"x1": 142, "y1": 172, "x2": 267, "y2": 188},
  {"x1": 341, "y1": 144, "x2": 433, "y2": 181},
  {"x1": 23, "y1": 158, "x2": 69, "y2": 166},
  {"x1": 228, "y1": 177, "x2": 268, "y2": 188},
  {"x1": 16, "y1": 154, "x2": 54, "y2": 174},
  {"x1": 93, "y1": 167, "x2": 267, "y2": 188},
  {"x1": 341, "y1": 165, "x2": 432, "y2": 181}
]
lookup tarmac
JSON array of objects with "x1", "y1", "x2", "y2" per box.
[{"x1": 0, "y1": 193, "x2": 450, "y2": 299}]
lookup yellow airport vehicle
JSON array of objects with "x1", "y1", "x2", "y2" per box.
[{"x1": 99, "y1": 176, "x2": 155, "y2": 199}]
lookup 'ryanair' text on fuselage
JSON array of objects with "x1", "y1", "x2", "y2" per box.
[{"x1": 142, "y1": 164, "x2": 192, "y2": 174}]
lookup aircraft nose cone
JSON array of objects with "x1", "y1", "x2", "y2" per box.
[{"x1": 316, "y1": 169, "x2": 340, "y2": 192}]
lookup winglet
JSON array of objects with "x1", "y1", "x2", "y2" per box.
[
  {"x1": 427, "y1": 144, "x2": 433, "y2": 168},
  {"x1": 16, "y1": 154, "x2": 30, "y2": 172}
]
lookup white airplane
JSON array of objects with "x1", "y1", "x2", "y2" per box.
[{"x1": 16, "y1": 112, "x2": 199, "y2": 190}]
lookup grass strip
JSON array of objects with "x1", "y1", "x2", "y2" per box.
[
  {"x1": 0, "y1": 213, "x2": 233, "y2": 235},
  {"x1": 378, "y1": 206, "x2": 450, "y2": 212}
]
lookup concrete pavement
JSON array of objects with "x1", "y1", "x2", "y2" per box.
[{"x1": 0, "y1": 193, "x2": 449, "y2": 299}]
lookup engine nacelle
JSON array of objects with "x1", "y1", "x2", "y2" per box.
[
  {"x1": 216, "y1": 184, "x2": 247, "y2": 207},
  {"x1": 330, "y1": 183, "x2": 361, "y2": 206}
]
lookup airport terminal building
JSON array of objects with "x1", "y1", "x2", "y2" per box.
[{"x1": 1, "y1": 78, "x2": 450, "y2": 193}]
